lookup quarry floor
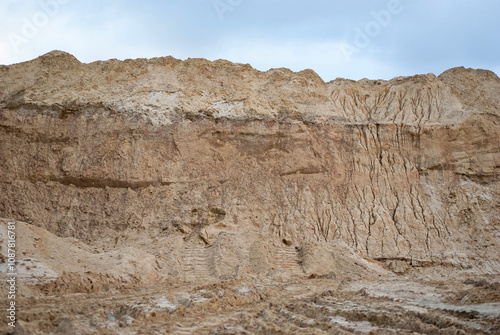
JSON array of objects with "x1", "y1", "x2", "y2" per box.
[{"x1": 2, "y1": 274, "x2": 499, "y2": 334}]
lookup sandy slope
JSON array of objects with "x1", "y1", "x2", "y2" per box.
[{"x1": 0, "y1": 52, "x2": 499, "y2": 333}]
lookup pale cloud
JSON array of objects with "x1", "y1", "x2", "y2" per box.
[
  {"x1": 0, "y1": 2, "x2": 158, "y2": 65},
  {"x1": 214, "y1": 39, "x2": 346, "y2": 73},
  {"x1": 1, "y1": 0, "x2": 72, "y2": 64},
  {"x1": 0, "y1": 42, "x2": 13, "y2": 64},
  {"x1": 209, "y1": 38, "x2": 405, "y2": 81},
  {"x1": 0, "y1": 0, "x2": 498, "y2": 80}
]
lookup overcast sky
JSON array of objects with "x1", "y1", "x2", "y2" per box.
[{"x1": 1, "y1": 0, "x2": 499, "y2": 81}]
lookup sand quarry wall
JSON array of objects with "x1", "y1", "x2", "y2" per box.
[{"x1": 0, "y1": 51, "x2": 499, "y2": 274}]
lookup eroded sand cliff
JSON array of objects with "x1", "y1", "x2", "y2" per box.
[{"x1": 0, "y1": 51, "x2": 499, "y2": 333}]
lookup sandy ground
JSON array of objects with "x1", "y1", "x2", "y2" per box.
[
  {"x1": 1, "y1": 219, "x2": 500, "y2": 334},
  {"x1": 1, "y1": 273, "x2": 499, "y2": 334}
]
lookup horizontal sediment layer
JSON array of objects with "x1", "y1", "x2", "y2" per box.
[{"x1": 0, "y1": 51, "x2": 499, "y2": 275}]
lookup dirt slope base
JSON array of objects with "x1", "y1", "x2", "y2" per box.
[
  {"x1": 1, "y1": 219, "x2": 499, "y2": 334},
  {"x1": 1, "y1": 276, "x2": 499, "y2": 334}
]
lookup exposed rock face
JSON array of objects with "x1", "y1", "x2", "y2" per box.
[{"x1": 0, "y1": 50, "x2": 499, "y2": 279}]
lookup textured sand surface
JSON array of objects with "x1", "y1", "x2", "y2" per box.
[{"x1": 0, "y1": 51, "x2": 499, "y2": 333}]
